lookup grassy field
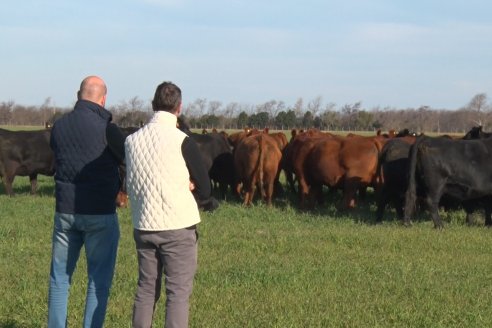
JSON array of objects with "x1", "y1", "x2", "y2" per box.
[{"x1": 1, "y1": 176, "x2": 491, "y2": 327}]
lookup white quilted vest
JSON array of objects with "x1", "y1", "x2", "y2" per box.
[{"x1": 125, "y1": 111, "x2": 201, "y2": 231}]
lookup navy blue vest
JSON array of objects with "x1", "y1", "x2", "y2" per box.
[{"x1": 50, "y1": 100, "x2": 120, "y2": 214}]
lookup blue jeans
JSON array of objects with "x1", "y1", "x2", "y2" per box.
[{"x1": 48, "y1": 212, "x2": 120, "y2": 328}]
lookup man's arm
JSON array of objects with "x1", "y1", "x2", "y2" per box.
[
  {"x1": 181, "y1": 137, "x2": 219, "y2": 211},
  {"x1": 106, "y1": 123, "x2": 126, "y2": 163}
]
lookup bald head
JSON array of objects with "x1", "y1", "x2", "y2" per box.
[{"x1": 77, "y1": 76, "x2": 107, "y2": 107}]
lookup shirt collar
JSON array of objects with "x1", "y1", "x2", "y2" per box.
[{"x1": 149, "y1": 111, "x2": 178, "y2": 127}]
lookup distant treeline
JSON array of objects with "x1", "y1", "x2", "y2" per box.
[{"x1": 1, "y1": 93, "x2": 490, "y2": 133}]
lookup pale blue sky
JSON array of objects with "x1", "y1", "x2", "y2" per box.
[{"x1": 1, "y1": 0, "x2": 491, "y2": 110}]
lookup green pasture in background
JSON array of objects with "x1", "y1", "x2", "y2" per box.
[{"x1": 0, "y1": 176, "x2": 491, "y2": 327}]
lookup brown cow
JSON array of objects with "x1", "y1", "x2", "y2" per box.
[
  {"x1": 338, "y1": 136, "x2": 385, "y2": 208},
  {"x1": 304, "y1": 137, "x2": 345, "y2": 206},
  {"x1": 296, "y1": 133, "x2": 385, "y2": 210},
  {"x1": 268, "y1": 132, "x2": 288, "y2": 151},
  {"x1": 288, "y1": 131, "x2": 334, "y2": 207},
  {"x1": 234, "y1": 133, "x2": 282, "y2": 206}
]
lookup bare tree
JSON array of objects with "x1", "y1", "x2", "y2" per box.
[
  {"x1": 223, "y1": 102, "x2": 239, "y2": 128},
  {"x1": 307, "y1": 96, "x2": 323, "y2": 118},
  {"x1": 467, "y1": 93, "x2": 488, "y2": 125},
  {"x1": 208, "y1": 100, "x2": 222, "y2": 116},
  {"x1": 293, "y1": 97, "x2": 304, "y2": 118},
  {"x1": 0, "y1": 100, "x2": 15, "y2": 125},
  {"x1": 256, "y1": 100, "x2": 279, "y2": 126},
  {"x1": 194, "y1": 98, "x2": 208, "y2": 117}
]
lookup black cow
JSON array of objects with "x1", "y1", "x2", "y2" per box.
[
  {"x1": 404, "y1": 135, "x2": 492, "y2": 228},
  {"x1": 462, "y1": 125, "x2": 492, "y2": 140},
  {"x1": 0, "y1": 128, "x2": 55, "y2": 195},
  {"x1": 375, "y1": 138, "x2": 414, "y2": 222},
  {"x1": 177, "y1": 118, "x2": 234, "y2": 198}
]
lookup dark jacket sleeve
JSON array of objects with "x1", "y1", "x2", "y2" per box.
[
  {"x1": 106, "y1": 123, "x2": 126, "y2": 164},
  {"x1": 182, "y1": 137, "x2": 219, "y2": 212}
]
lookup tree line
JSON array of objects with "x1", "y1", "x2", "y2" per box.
[{"x1": 0, "y1": 93, "x2": 490, "y2": 133}]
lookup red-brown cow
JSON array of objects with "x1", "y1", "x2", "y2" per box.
[
  {"x1": 234, "y1": 133, "x2": 282, "y2": 206},
  {"x1": 338, "y1": 136, "x2": 386, "y2": 208},
  {"x1": 304, "y1": 136, "x2": 345, "y2": 206},
  {"x1": 268, "y1": 132, "x2": 288, "y2": 151},
  {"x1": 297, "y1": 133, "x2": 385, "y2": 210},
  {"x1": 288, "y1": 131, "x2": 334, "y2": 207}
]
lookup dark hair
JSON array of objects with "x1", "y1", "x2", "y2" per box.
[{"x1": 151, "y1": 81, "x2": 182, "y2": 112}]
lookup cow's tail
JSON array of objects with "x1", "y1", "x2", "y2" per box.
[
  {"x1": 257, "y1": 135, "x2": 266, "y2": 200},
  {"x1": 373, "y1": 139, "x2": 386, "y2": 189},
  {"x1": 376, "y1": 142, "x2": 387, "y2": 190},
  {"x1": 404, "y1": 135, "x2": 424, "y2": 225}
]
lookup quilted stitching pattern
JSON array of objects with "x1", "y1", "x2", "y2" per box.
[{"x1": 125, "y1": 112, "x2": 201, "y2": 231}]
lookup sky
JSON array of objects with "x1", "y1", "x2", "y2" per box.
[{"x1": 1, "y1": 0, "x2": 491, "y2": 111}]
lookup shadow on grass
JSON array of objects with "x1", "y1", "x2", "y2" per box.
[
  {"x1": 0, "y1": 179, "x2": 55, "y2": 197},
  {"x1": 271, "y1": 185, "x2": 436, "y2": 226},
  {"x1": 0, "y1": 320, "x2": 38, "y2": 328},
  {"x1": 206, "y1": 182, "x2": 470, "y2": 227}
]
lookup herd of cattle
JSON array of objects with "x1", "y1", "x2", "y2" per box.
[{"x1": 1, "y1": 122, "x2": 492, "y2": 229}]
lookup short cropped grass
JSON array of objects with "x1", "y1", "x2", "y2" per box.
[{"x1": 1, "y1": 176, "x2": 491, "y2": 327}]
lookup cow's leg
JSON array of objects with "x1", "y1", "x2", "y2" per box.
[
  {"x1": 242, "y1": 186, "x2": 250, "y2": 206},
  {"x1": 430, "y1": 208, "x2": 444, "y2": 229},
  {"x1": 4, "y1": 175, "x2": 15, "y2": 196},
  {"x1": 421, "y1": 179, "x2": 445, "y2": 228},
  {"x1": 484, "y1": 205, "x2": 492, "y2": 227},
  {"x1": 235, "y1": 182, "x2": 243, "y2": 200},
  {"x1": 342, "y1": 177, "x2": 359, "y2": 209},
  {"x1": 375, "y1": 187, "x2": 388, "y2": 223},
  {"x1": 298, "y1": 176, "x2": 310, "y2": 209},
  {"x1": 248, "y1": 181, "x2": 257, "y2": 206},
  {"x1": 285, "y1": 170, "x2": 296, "y2": 193},
  {"x1": 29, "y1": 173, "x2": 38, "y2": 195},
  {"x1": 395, "y1": 196, "x2": 405, "y2": 221},
  {"x1": 463, "y1": 202, "x2": 475, "y2": 226},
  {"x1": 427, "y1": 197, "x2": 444, "y2": 229},
  {"x1": 265, "y1": 180, "x2": 274, "y2": 206},
  {"x1": 243, "y1": 177, "x2": 256, "y2": 206},
  {"x1": 310, "y1": 183, "x2": 323, "y2": 206},
  {"x1": 358, "y1": 186, "x2": 367, "y2": 200}
]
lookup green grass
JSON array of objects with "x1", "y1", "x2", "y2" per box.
[{"x1": 1, "y1": 176, "x2": 491, "y2": 327}]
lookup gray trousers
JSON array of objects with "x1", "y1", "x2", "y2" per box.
[{"x1": 132, "y1": 226, "x2": 198, "y2": 328}]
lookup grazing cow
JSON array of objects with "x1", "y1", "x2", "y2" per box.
[
  {"x1": 404, "y1": 135, "x2": 492, "y2": 228},
  {"x1": 0, "y1": 128, "x2": 55, "y2": 195},
  {"x1": 234, "y1": 133, "x2": 282, "y2": 206}
]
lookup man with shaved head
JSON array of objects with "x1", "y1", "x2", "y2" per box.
[
  {"x1": 48, "y1": 75, "x2": 125, "y2": 328},
  {"x1": 78, "y1": 76, "x2": 108, "y2": 103}
]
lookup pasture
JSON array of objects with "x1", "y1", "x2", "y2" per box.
[{"x1": 1, "y1": 176, "x2": 491, "y2": 327}]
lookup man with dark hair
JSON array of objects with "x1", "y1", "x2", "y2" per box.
[
  {"x1": 48, "y1": 76, "x2": 125, "y2": 328},
  {"x1": 125, "y1": 81, "x2": 218, "y2": 328}
]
